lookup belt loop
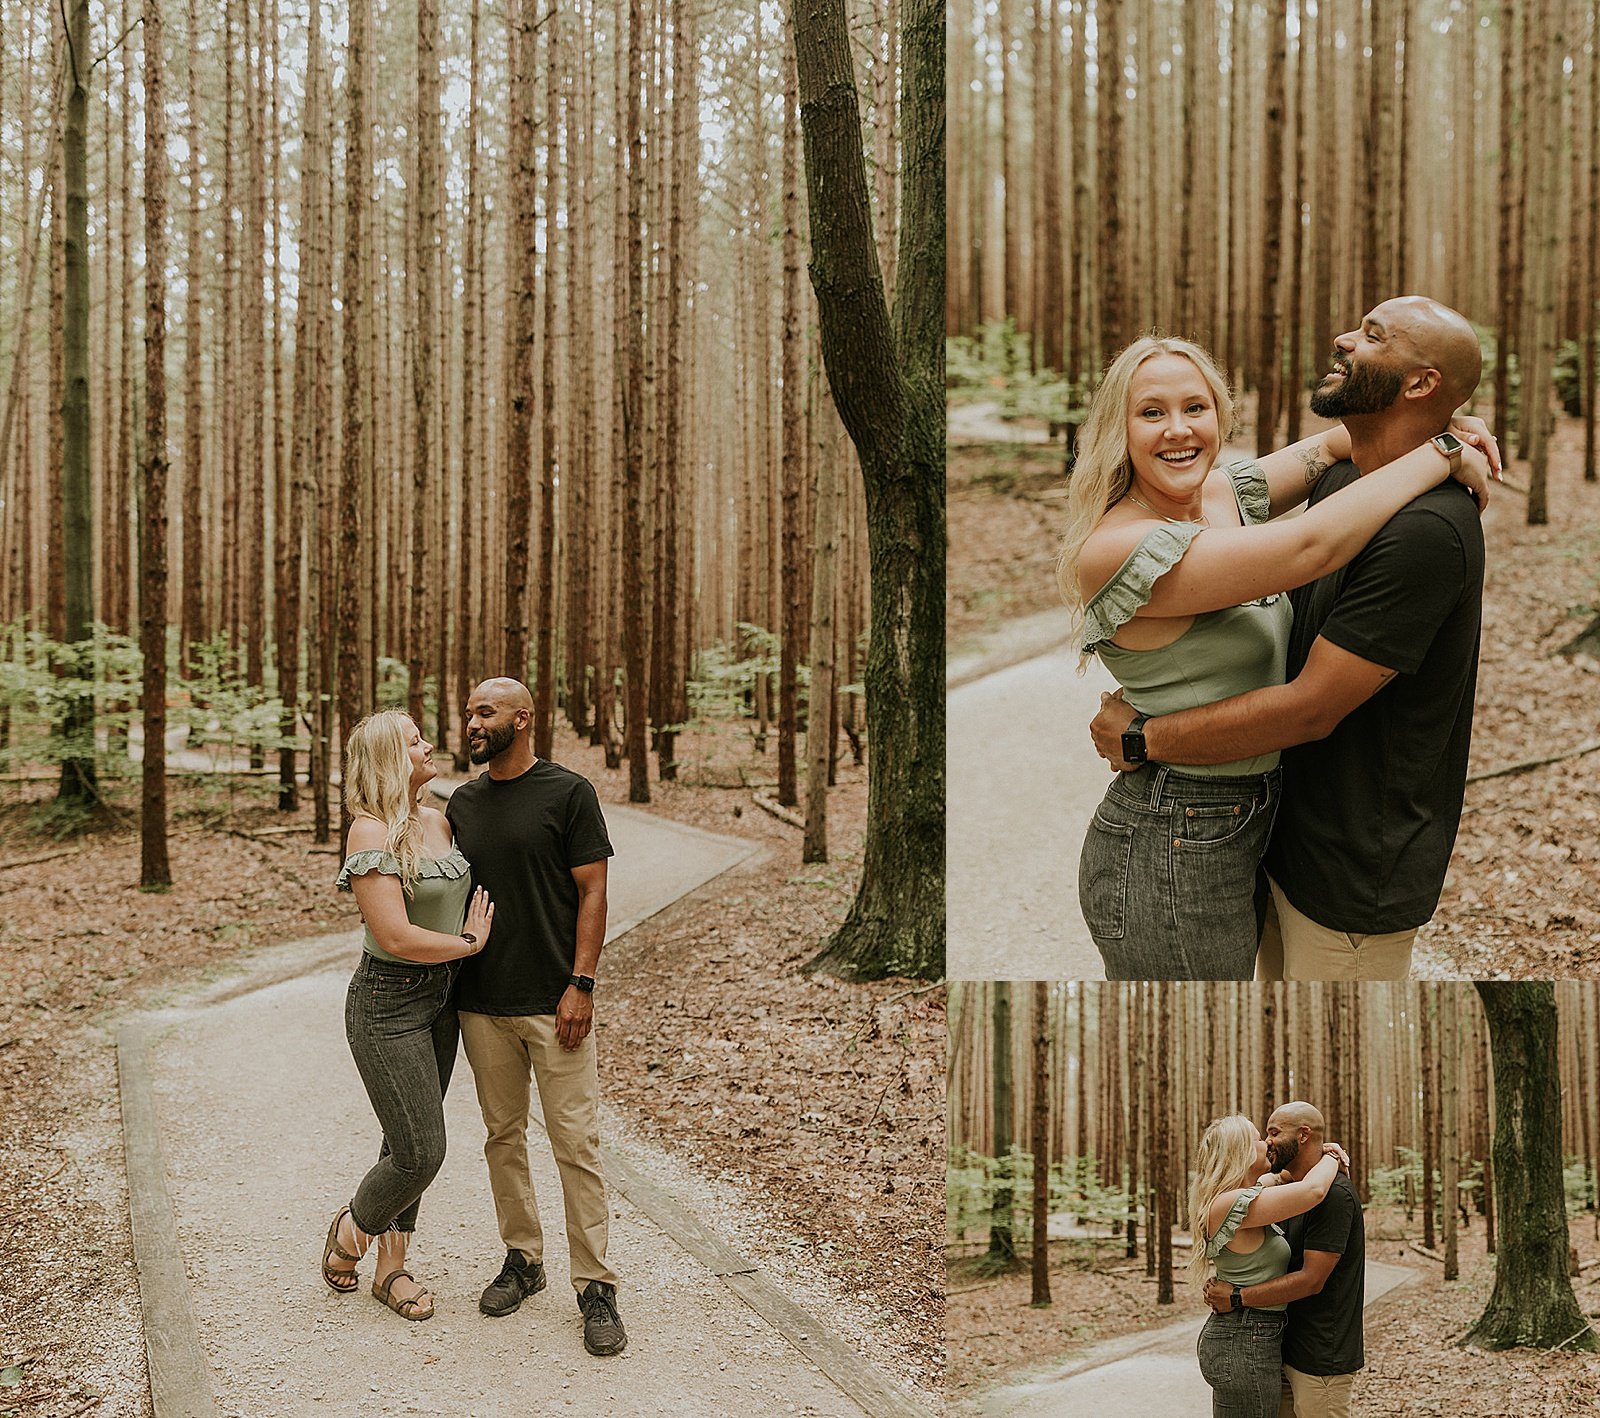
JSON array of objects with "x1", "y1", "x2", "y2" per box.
[{"x1": 1148, "y1": 765, "x2": 1169, "y2": 808}]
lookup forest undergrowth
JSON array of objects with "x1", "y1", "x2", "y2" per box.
[
  {"x1": 944, "y1": 1207, "x2": 1600, "y2": 1413},
  {"x1": 0, "y1": 714, "x2": 943, "y2": 1412},
  {"x1": 948, "y1": 400, "x2": 1600, "y2": 976}
]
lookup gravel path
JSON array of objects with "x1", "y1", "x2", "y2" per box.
[
  {"x1": 948, "y1": 640, "x2": 1117, "y2": 980},
  {"x1": 118, "y1": 808, "x2": 922, "y2": 1417},
  {"x1": 971, "y1": 1260, "x2": 1417, "y2": 1416}
]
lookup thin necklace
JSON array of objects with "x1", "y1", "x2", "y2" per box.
[{"x1": 1127, "y1": 490, "x2": 1209, "y2": 527}]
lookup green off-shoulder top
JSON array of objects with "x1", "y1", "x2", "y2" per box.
[
  {"x1": 336, "y1": 844, "x2": 472, "y2": 964},
  {"x1": 1083, "y1": 460, "x2": 1294, "y2": 776},
  {"x1": 1206, "y1": 1182, "x2": 1293, "y2": 1311}
]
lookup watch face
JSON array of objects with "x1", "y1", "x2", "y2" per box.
[{"x1": 1434, "y1": 431, "x2": 1463, "y2": 454}]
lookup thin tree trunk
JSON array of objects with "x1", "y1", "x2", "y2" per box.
[
  {"x1": 58, "y1": 0, "x2": 96, "y2": 805},
  {"x1": 338, "y1": 0, "x2": 372, "y2": 846},
  {"x1": 1031, "y1": 980, "x2": 1051, "y2": 1304},
  {"x1": 621, "y1": 0, "x2": 651, "y2": 801},
  {"x1": 140, "y1": 0, "x2": 171, "y2": 886}
]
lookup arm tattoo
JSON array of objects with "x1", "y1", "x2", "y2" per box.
[{"x1": 1297, "y1": 446, "x2": 1330, "y2": 487}]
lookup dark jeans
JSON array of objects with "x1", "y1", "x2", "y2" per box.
[
  {"x1": 1079, "y1": 763, "x2": 1280, "y2": 980},
  {"x1": 1197, "y1": 1307, "x2": 1289, "y2": 1418},
  {"x1": 343, "y1": 953, "x2": 459, "y2": 1235}
]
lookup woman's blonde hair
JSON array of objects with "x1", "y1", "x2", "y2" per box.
[
  {"x1": 343, "y1": 709, "x2": 428, "y2": 892},
  {"x1": 1056, "y1": 336, "x2": 1235, "y2": 663},
  {"x1": 1185, "y1": 1114, "x2": 1259, "y2": 1285}
]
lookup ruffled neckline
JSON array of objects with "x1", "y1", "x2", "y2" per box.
[{"x1": 336, "y1": 843, "x2": 469, "y2": 891}]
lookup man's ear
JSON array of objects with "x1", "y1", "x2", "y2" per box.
[{"x1": 1403, "y1": 367, "x2": 1443, "y2": 400}]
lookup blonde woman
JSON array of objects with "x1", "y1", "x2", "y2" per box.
[
  {"x1": 1059, "y1": 335, "x2": 1493, "y2": 979},
  {"x1": 320, "y1": 710, "x2": 494, "y2": 1321},
  {"x1": 1188, "y1": 1115, "x2": 1343, "y2": 1418}
]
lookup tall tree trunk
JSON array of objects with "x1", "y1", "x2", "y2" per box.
[
  {"x1": 795, "y1": 0, "x2": 943, "y2": 980},
  {"x1": 621, "y1": 0, "x2": 651, "y2": 801},
  {"x1": 181, "y1": 0, "x2": 205, "y2": 668},
  {"x1": 140, "y1": 0, "x2": 171, "y2": 886},
  {"x1": 1256, "y1": 0, "x2": 1287, "y2": 453},
  {"x1": 409, "y1": 0, "x2": 441, "y2": 730},
  {"x1": 338, "y1": 0, "x2": 372, "y2": 846},
  {"x1": 1155, "y1": 980, "x2": 1173, "y2": 1304},
  {"x1": 1422, "y1": 984, "x2": 1438, "y2": 1250},
  {"x1": 503, "y1": 1, "x2": 537, "y2": 681},
  {"x1": 58, "y1": 0, "x2": 95, "y2": 805},
  {"x1": 455, "y1": 0, "x2": 483, "y2": 768},
  {"x1": 1443, "y1": 985, "x2": 1460, "y2": 1280},
  {"x1": 1031, "y1": 980, "x2": 1051, "y2": 1305},
  {"x1": 535, "y1": 8, "x2": 561, "y2": 760},
  {"x1": 988, "y1": 982, "x2": 1015, "y2": 1262},
  {"x1": 1097, "y1": 0, "x2": 1126, "y2": 356},
  {"x1": 777, "y1": 28, "x2": 803, "y2": 808},
  {"x1": 1466, "y1": 983, "x2": 1597, "y2": 1350},
  {"x1": 802, "y1": 389, "x2": 842, "y2": 863}
]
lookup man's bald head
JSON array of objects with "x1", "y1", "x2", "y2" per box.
[
  {"x1": 1374, "y1": 295, "x2": 1482, "y2": 409},
  {"x1": 1265, "y1": 1101, "x2": 1325, "y2": 1175},
  {"x1": 472, "y1": 677, "x2": 534, "y2": 714},
  {"x1": 465, "y1": 678, "x2": 534, "y2": 766},
  {"x1": 1268, "y1": 1101, "x2": 1325, "y2": 1138}
]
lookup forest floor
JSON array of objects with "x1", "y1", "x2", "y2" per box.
[
  {"x1": 0, "y1": 714, "x2": 943, "y2": 1414},
  {"x1": 945, "y1": 1206, "x2": 1600, "y2": 1414},
  {"x1": 948, "y1": 397, "x2": 1600, "y2": 977}
]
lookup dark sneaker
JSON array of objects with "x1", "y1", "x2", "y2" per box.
[
  {"x1": 479, "y1": 1250, "x2": 546, "y2": 1316},
  {"x1": 578, "y1": 1280, "x2": 627, "y2": 1356}
]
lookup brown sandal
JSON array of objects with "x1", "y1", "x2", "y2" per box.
[
  {"x1": 372, "y1": 1268, "x2": 434, "y2": 1322},
  {"x1": 321, "y1": 1206, "x2": 365, "y2": 1293}
]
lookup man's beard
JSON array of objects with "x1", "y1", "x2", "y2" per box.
[
  {"x1": 467, "y1": 721, "x2": 517, "y2": 764},
  {"x1": 1309, "y1": 356, "x2": 1405, "y2": 417},
  {"x1": 1267, "y1": 1136, "x2": 1301, "y2": 1172}
]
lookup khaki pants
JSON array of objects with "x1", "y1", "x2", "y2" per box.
[
  {"x1": 1255, "y1": 876, "x2": 1418, "y2": 982},
  {"x1": 1278, "y1": 1362, "x2": 1354, "y2": 1418},
  {"x1": 459, "y1": 1011, "x2": 618, "y2": 1290}
]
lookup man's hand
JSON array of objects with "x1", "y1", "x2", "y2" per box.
[
  {"x1": 555, "y1": 985, "x2": 594, "y2": 1051},
  {"x1": 1089, "y1": 689, "x2": 1138, "y2": 772},
  {"x1": 1202, "y1": 1277, "x2": 1236, "y2": 1313}
]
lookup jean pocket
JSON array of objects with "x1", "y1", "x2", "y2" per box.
[
  {"x1": 1195, "y1": 1317, "x2": 1238, "y2": 1391},
  {"x1": 1176, "y1": 794, "x2": 1265, "y2": 848},
  {"x1": 1080, "y1": 811, "x2": 1136, "y2": 941}
]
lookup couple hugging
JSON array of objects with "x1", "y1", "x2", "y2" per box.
[
  {"x1": 1064, "y1": 296, "x2": 1499, "y2": 982},
  {"x1": 1192, "y1": 1103, "x2": 1365, "y2": 1418},
  {"x1": 318, "y1": 677, "x2": 626, "y2": 1359}
]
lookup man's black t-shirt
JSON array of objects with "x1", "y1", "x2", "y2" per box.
[
  {"x1": 1281, "y1": 1172, "x2": 1365, "y2": 1376},
  {"x1": 446, "y1": 760, "x2": 613, "y2": 1015},
  {"x1": 1266, "y1": 461, "x2": 1484, "y2": 933}
]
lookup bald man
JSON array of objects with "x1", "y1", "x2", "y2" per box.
[
  {"x1": 447, "y1": 678, "x2": 626, "y2": 1357},
  {"x1": 1204, "y1": 1103, "x2": 1367, "y2": 1418},
  {"x1": 1093, "y1": 297, "x2": 1489, "y2": 980}
]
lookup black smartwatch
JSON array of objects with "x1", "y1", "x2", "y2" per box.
[
  {"x1": 1231, "y1": 1284, "x2": 1244, "y2": 1311},
  {"x1": 569, "y1": 974, "x2": 595, "y2": 994},
  {"x1": 1121, "y1": 713, "x2": 1150, "y2": 767},
  {"x1": 1430, "y1": 430, "x2": 1464, "y2": 477}
]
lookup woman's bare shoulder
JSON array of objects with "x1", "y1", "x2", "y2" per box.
[
  {"x1": 345, "y1": 815, "x2": 389, "y2": 852},
  {"x1": 1079, "y1": 512, "x2": 1155, "y2": 597}
]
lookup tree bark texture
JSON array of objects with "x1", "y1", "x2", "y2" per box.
[
  {"x1": 794, "y1": 0, "x2": 944, "y2": 980},
  {"x1": 1466, "y1": 982, "x2": 1597, "y2": 1350}
]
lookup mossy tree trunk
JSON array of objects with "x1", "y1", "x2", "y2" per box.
[
  {"x1": 794, "y1": 0, "x2": 944, "y2": 980},
  {"x1": 1465, "y1": 982, "x2": 1597, "y2": 1351}
]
